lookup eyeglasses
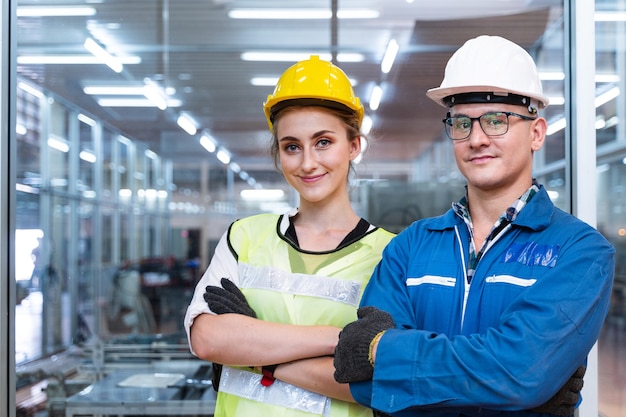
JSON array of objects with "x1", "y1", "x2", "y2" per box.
[{"x1": 442, "y1": 111, "x2": 537, "y2": 141}]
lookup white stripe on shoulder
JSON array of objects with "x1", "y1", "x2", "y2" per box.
[{"x1": 406, "y1": 276, "x2": 456, "y2": 287}]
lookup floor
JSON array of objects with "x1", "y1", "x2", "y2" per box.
[{"x1": 15, "y1": 290, "x2": 626, "y2": 416}]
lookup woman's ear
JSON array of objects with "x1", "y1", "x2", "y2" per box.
[{"x1": 349, "y1": 136, "x2": 363, "y2": 161}]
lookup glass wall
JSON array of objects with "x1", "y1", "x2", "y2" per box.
[
  {"x1": 15, "y1": 81, "x2": 173, "y2": 364},
  {"x1": 4, "y1": 1, "x2": 624, "y2": 417}
]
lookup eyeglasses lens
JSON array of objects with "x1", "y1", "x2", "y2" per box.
[{"x1": 444, "y1": 112, "x2": 509, "y2": 140}]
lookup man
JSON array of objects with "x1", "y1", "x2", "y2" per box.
[{"x1": 333, "y1": 35, "x2": 615, "y2": 417}]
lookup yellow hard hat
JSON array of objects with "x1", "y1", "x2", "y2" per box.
[{"x1": 263, "y1": 55, "x2": 364, "y2": 130}]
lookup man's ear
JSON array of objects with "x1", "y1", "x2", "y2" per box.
[{"x1": 530, "y1": 117, "x2": 547, "y2": 152}]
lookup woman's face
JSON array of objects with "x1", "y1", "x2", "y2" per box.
[{"x1": 275, "y1": 107, "x2": 360, "y2": 205}]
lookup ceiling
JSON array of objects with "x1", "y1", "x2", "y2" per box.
[{"x1": 15, "y1": 0, "x2": 566, "y2": 195}]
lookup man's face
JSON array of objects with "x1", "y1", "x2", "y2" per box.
[{"x1": 449, "y1": 102, "x2": 546, "y2": 196}]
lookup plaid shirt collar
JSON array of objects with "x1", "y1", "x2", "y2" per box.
[{"x1": 452, "y1": 179, "x2": 540, "y2": 283}]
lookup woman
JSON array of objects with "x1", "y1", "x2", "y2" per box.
[{"x1": 184, "y1": 55, "x2": 395, "y2": 417}]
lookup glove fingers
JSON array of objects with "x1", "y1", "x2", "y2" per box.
[
  {"x1": 561, "y1": 390, "x2": 579, "y2": 406},
  {"x1": 220, "y1": 278, "x2": 248, "y2": 303},
  {"x1": 206, "y1": 296, "x2": 241, "y2": 315}
]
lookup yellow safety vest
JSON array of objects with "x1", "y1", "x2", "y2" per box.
[{"x1": 214, "y1": 213, "x2": 394, "y2": 417}]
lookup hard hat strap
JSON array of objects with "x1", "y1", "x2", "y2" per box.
[{"x1": 444, "y1": 92, "x2": 532, "y2": 108}]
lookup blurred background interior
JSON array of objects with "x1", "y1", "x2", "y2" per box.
[{"x1": 7, "y1": 1, "x2": 626, "y2": 416}]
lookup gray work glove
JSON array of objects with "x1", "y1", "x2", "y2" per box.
[
  {"x1": 204, "y1": 277, "x2": 256, "y2": 318},
  {"x1": 334, "y1": 306, "x2": 395, "y2": 383},
  {"x1": 531, "y1": 365, "x2": 585, "y2": 416},
  {"x1": 203, "y1": 278, "x2": 257, "y2": 391}
]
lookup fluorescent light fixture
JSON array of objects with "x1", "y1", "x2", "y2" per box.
[
  {"x1": 19, "y1": 55, "x2": 140, "y2": 65},
  {"x1": 96, "y1": 98, "x2": 181, "y2": 107},
  {"x1": 537, "y1": 72, "x2": 619, "y2": 83},
  {"x1": 18, "y1": 82, "x2": 44, "y2": 98},
  {"x1": 546, "y1": 118, "x2": 566, "y2": 136},
  {"x1": 241, "y1": 52, "x2": 363, "y2": 63},
  {"x1": 143, "y1": 83, "x2": 168, "y2": 110},
  {"x1": 251, "y1": 77, "x2": 279, "y2": 86},
  {"x1": 16, "y1": 124, "x2": 27, "y2": 135},
  {"x1": 228, "y1": 9, "x2": 379, "y2": 19},
  {"x1": 547, "y1": 96, "x2": 565, "y2": 106},
  {"x1": 595, "y1": 74, "x2": 620, "y2": 83},
  {"x1": 200, "y1": 132, "x2": 217, "y2": 153},
  {"x1": 77, "y1": 113, "x2": 96, "y2": 126},
  {"x1": 595, "y1": 86, "x2": 619, "y2": 108},
  {"x1": 177, "y1": 113, "x2": 198, "y2": 135},
  {"x1": 229, "y1": 162, "x2": 241, "y2": 173},
  {"x1": 239, "y1": 171, "x2": 249, "y2": 181},
  {"x1": 240, "y1": 189, "x2": 285, "y2": 201},
  {"x1": 596, "y1": 164, "x2": 610, "y2": 174},
  {"x1": 605, "y1": 116, "x2": 619, "y2": 129},
  {"x1": 145, "y1": 149, "x2": 158, "y2": 160},
  {"x1": 361, "y1": 115, "x2": 373, "y2": 135},
  {"x1": 84, "y1": 37, "x2": 123, "y2": 73},
  {"x1": 17, "y1": 6, "x2": 97, "y2": 17},
  {"x1": 247, "y1": 177, "x2": 257, "y2": 186},
  {"x1": 595, "y1": 12, "x2": 626, "y2": 21},
  {"x1": 79, "y1": 150, "x2": 97, "y2": 163},
  {"x1": 369, "y1": 85, "x2": 383, "y2": 111},
  {"x1": 216, "y1": 149, "x2": 231, "y2": 165},
  {"x1": 48, "y1": 135, "x2": 70, "y2": 152},
  {"x1": 381, "y1": 39, "x2": 399, "y2": 74}
]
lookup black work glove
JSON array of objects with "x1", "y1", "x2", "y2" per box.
[
  {"x1": 203, "y1": 278, "x2": 256, "y2": 391},
  {"x1": 531, "y1": 365, "x2": 585, "y2": 416},
  {"x1": 203, "y1": 277, "x2": 257, "y2": 318},
  {"x1": 334, "y1": 306, "x2": 395, "y2": 383}
]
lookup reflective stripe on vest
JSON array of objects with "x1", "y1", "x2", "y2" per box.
[
  {"x1": 220, "y1": 366, "x2": 332, "y2": 416},
  {"x1": 239, "y1": 263, "x2": 362, "y2": 306}
]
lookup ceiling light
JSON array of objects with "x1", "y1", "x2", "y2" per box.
[
  {"x1": 251, "y1": 77, "x2": 279, "y2": 86},
  {"x1": 84, "y1": 86, "x2": 145, "y2": 95},
  {"x1": 228, "y1": 9, "x2": 379, "y2": 20},
  {"x1": 17, "y1": 6, "x2": 97, "y2": 17},
  {"x1": 241, "y1": 52, "x2": 363, "y2": 63},
  {"x1": 381, "y1": 39, "x2": 399, "y2": 74},
  {"x1": 546, "y1": 118, "x2": 566, "y2": 136},
  {"x1": 216, "y1": 149, "x2": 231, "y2": 165},
  {"x1": 229, "y1": 162, "x2": 241, "y2": 173},
  {"x1": 595, "y1": 12, "x2": 626, "y2": 21},
  {"x1": 18, "y1": 55, "x2": 141, "y2": 65},
  {"x1": 84, "y1": 37, "x2": 123, "y2": 73},
  {"x1": 199, "y1": 132, "x2": 217, "y2": 153},
  {"x1": 361, "y1": 115, "x2": 373, "y2": 135},
  {"x1": 96, "y1": 98, "x2": 181, "y2": 107},
  {"x1": 79, "y1": 150, "x2": 97, "y2": 163},
  {"x1": 143, "y1": 82, "x2": 168, "y2": 110},
  {"x1": 18, "y1": 82, "x2": 44, "y2": 98},
  {"x1": 177, "y1": 113, "x2": 198, "y2": 135},
  {"x1": 369, "y1": 85, "x2": 383, "y2": 111},
  {"x1": 48, "y1": 135, "x2": 70, "y2": 152},
  {"x1": 77, "y1": 113, "x2": 96, "y2": 126},
  {"x1": 595, "y1": 86, "x2": 619, "y2": 108}
]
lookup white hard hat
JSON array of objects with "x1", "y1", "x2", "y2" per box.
[{"x1": 426, "y1": 35, "x2": 549, "y2": 111}]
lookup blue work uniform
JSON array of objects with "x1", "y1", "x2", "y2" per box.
[{"x1": 351, "y1": 185, "x2": 615, "y2": 417}]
